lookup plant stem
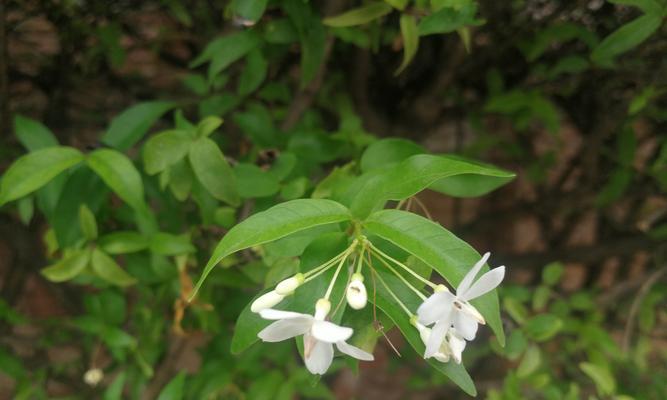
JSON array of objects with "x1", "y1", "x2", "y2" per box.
[
  {"x1": 371, "y1": 252, "x2": 427, "y2": 300},
  {"x1": 370, "y1": 266, "x2": 414, "y2": 317},
  {"x1": 366, "y1": 241, "x2": 437, "y2": 289},
  {"x1": 324, "y1": 251, "x2": 348, "y2": 300}
]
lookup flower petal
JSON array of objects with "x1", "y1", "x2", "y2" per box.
[
  {"x1": 259, "y1": 308, "x2": 311, "y2": 320},
  {"x1": 417, "y1": 291, "x2": 454, "y2": 326},
  {"x1": 460, "y1": 266, "x2": 505, "y2": 301},
  {"x1": 447, "y1": 330, "x2": 467, "y2": 364},
  {"x1": 336, "y1": 341, "x2": 374, "y2": 361},
  {"x1": 312, "y1": 320, "x2": 353, "y2": 343},
  {"x1": 424, "y1": 313, "x2": 451, "y2": 358},
  {"x1": 257, "y1": 318, "x2": 312, "y2": 342},
  {"x1": 456, "y1": 252, "x2": 490, "y2": 296},
  {"x1": 453, "y1": 312, "x2": 478, "y2": 341},
  {"x1": 304, "y1": 337, "x2": 334, "y2": 375}
]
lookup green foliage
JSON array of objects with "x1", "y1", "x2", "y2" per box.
[{"x1": 2, "y1": 0, "x2": 665, "y2": 398}]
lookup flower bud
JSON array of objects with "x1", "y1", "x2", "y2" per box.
[
  {"x1": 275, "y1": 273, "x2": 304, "y2": 295},
  {"x1": 251, "y1": 290, "x2": 285, "y2": 313},
  {"x1": 314, "y1": 298, "x2": 331, "y2": 320},
  {"x1": 434, "y1": 284, "x2": 450, "y2": 293},
  {"x1": 346, "y1": 273, "x2": 367, "y2": 310},
  {"x1": 83, "y1": 368, "x2": 104, "y2": 386}
]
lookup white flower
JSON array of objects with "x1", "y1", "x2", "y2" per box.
[
  {"x1": 83, "y1": 368, "x2": 104, "y2": 386},
  {"x1": 417, "y1": 252, "x2": 505, "y2": 358},
  {"x1": 415, "y1": 322, "x2": 467, "y2": 364},
  {"x1": 257, "y1": 299, "x2": 374, "y2": 374},
  {"x1": 346, "y1": 273, "x2": 367, "y2": 310},
  {"x1": 251, "y1": 290, "x2": 285, "y2": 313}
]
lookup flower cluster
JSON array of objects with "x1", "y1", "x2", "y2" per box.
[{"x1": 249, "y1": 236, "x2": 505, "y2": 375}]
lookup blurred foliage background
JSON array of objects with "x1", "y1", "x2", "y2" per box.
[{"x1": 1, "y1": 0, "x2": 666, "y2": 399}]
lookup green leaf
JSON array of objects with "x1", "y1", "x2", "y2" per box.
[
  {"x1": 363, "y1": 209, "x2": 505, "y2": 345},
  {"x1": 91, "y1": 248, "x2": 137, "y2": 287},
  {"x1": 542, "y1": 262, "x2": 564, "y2": 286},
  {"x1": 349, "y1": 154, "x2": 515, "y2": 218},
  {"x1": 143, "y1": 130, "x2": 191, "y2": 175},
  {"x1": 0, "y1": 147, "x2": 84, "y2": 206},
  {"x1": 524, "y1": 314, "x2": 563, "y2": 342},
  {"x1": 41, "y1": 249, "x2": 91, "y2": 282},
  {"x1": 323, "y1": 3, "x2": 392, "y2": 27},
  {"x1": 580, "y1": 362, "x2": 616, "y2": 395},
  {"x1": 103, "y1": 372, "x2": 126, "y2": 400},
  {"x1": 591, "y1": 14, "x2": 662, "y2": 66},
  {"x1": 234, "y1": 163, "x2": 281, "y2": 198},
  {"x1": 596, "y1": 168, "x2": 632, "y2": 206},
  {"x1": 231, "y1": 0, "x2": 269, "y2": 23},
  {"x1": 190, "y1": 199, "x2": 351, "y2": 299},
  {"x1": 238, "y1": 49, "x2": 268, "y2": 96},
  {"x1": 79, "y1": 204, "x2": 98, "y2": 241},
  {"x1": 517, "y1": 345, "x2": 541, "y2": 378},
  {"x1": 609, "y1": 0, "x2": 663, "y2": 14},
  {"x1": 360, "y1": 138, "x2": 425, "y2": 172},
  {"x1": 17, "y1": 196, "x2": 34, "y2": 225},
  {"x1": 149, "y1": 232, "x2": 195, "y2": 255},
  {"x1": 99, "y1": 231, "x2": 149, "y2": 254},
  {"x1": 196, "y1": 116, "x2": 223, "y2": 138},
  {"x1": 14, "y1": 115, "x2": 59, "y2": 151},
  {"x1": 87, "y1": 149, "x2": 146, "y2": 211},
  {"x1": 299, "y1": 19, "x2": 326, "y2": 87},
  {"x1": 190, "y1": 30, "x2": 261, "y2": 79},
  {"x1": 418, "y1": 4, "x2": 478, "y2": 36},
  {"x1": 395, "y1": 14, "x2": 419, "y2": 75},
  {"x1": 157, "y1": 371, "x2": 185, "y2": 400},
  {"x1": 101, "y1": 101, "x2": 176, "y2": 151},
  {"x1": 188, "y1": 138, "x2": 239, "y2": 206},
  {"x1": 168, "y1": 159, "x2": 193, "y2": 201}
]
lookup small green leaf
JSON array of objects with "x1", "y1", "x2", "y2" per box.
[
  {"x1": 17, "y1": 196, "x2": 34, "y2": 225},
  {"x1": 190, "y1": 199, "x2": 351, "y2": 299},
  {"x1": 190, "y1": 30, "x2": 261, "y2": 80},
  {"x1": 524, "y1": 314, "x2": 563, "y2": 342},
  {"x1": 149, "y1": 232, "x2": 196, "y2": 255},
  {"x1": 91, "y1": 248, "x2": 137, "y2": 287},
  {"x1": 596, "y1": 168, "x2": 632, "y2": 206},
  {"x1": 231, "y1": 0, "x2": 269, "y2": 23},
  {"x1": 580, "y1": 362, "x2": 616, "y2": 395},
  {"x1": 168, "y1": 159, "x2": 193, "y2": 201},
  {"x1": 0, "y1": 147, "x2": 84, "y2": 206},
  {"x1": 14, "y1": 115, "x2": 59, "y2": 151},
  {"x1": 418, "y1": 4, "x2": 478, "y2": 36},
  {"x1": 143, "y1": 130, "x2": 191, "y2": 175},
  {"x1": 395, "y1": 14, "x2": 419, "y2": 75},
  {"x1": 102, "y1": 101, "x2": 176, "y2": 151},
  {"x1": 517, "y1": 345, "x2": 542, "y2": 378},
  {"x1": 157, "y1": 371, "x2": 185, "y2": 400},
  {"x1": 299, "y1": 19, "x2": 327, "y2": 87},
  {"x1": 542, "y1": 262, "x2": 564, "y2": 286},
  {"x1": 103, "y1": 371, "x2": 126, "y2": 400},
  {"x1": 591, "y1": 14, "x2": 662, "y2": 66},
  {"x1": 364, "y1": 209, "x2": 505, "y2": 345},
  {"x1": 281, "y1": 177, "x2": 309, "y2": 200},
  {"x1": 235, "y1": 163, "x2": 280, "y2": 198},
  {"x1": 188, "y1": 137, "x2": 239, "y2": 206},
  {"x1": 41, "y1": 249, "x2": 91, "y2": 282},
  {"x1": 323, "y1": 3, "x2": 392, "y2": 27},
  {"x1": 196, "y1": 116, "x2": 223, "y2": 138},
  {"x1": 79, "y1": 204, "x2": 98, "y2": 241},
  {"x1": 238, "y1": 49, "x2": 268, "y2": 96},
  {"x1": 87, "y1": 149, "x2": 146, "y2": 211},
  {"x1": 99, "y1": 231, "x2": 149, "y2": 254}
]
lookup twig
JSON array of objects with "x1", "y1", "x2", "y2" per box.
[{"x1": 621, "y1": 266, "x2": 667, "y2": 354}]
